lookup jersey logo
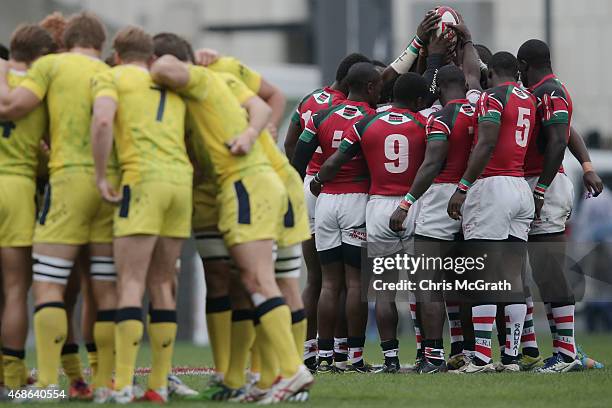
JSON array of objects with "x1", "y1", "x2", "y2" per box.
[
  {"x1": 460, "y1": 104, "x2": 474, "y2": 116},
  {"x1": 336, "y1": 105, "x2": 364, "y2": 120},
  {"x1": 512, "y1": 86, "x2": 530, "y2": 100},
  {"x1": 314, "y1": 91, "x2": 331, "y2": 105},
  {"x1": 380, "y1": 113, "x2": 410, "y2": 125}
]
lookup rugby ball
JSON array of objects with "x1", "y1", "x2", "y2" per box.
[{"x1": 434, "y1": 6, "x2": 459, "y2": 42}]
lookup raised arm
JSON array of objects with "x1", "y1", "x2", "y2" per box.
[{"x1": 450, "y1": 16, "x2": 482, "y2": 91}]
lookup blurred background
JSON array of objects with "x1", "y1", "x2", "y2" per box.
[{"x1": 1, "y1": 0, "x2": 611, "y2": 345}]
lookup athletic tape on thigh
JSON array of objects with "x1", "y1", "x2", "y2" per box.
[
  {"x1": 90, "y1": 256, "x2": 116, "y2": 281},
  {"x1": 275, "y1": 244, "x2": 302, "y2": 279},
  {"x1": 32, "y1": 253, "x2": 73, "y2": 284},
  {"x1": 194, "y1": 231, "x2": 230, "y2": 261}
]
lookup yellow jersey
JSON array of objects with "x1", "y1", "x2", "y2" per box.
[
  {"x1": 217, "y1": 72, "x2": 288, "y2": 174},
  {"x1": 0, "y1": 69, "x2": 47, "y2": 178},
  {"x1": 208, "y1": 57, "x2": 262, "y2": 94},
  {"x1": 91, "y1": 64, "x2": 192, "y2": 186},
  {"x1": 180, "y1": 66, "x2": 271, "y2": 184},
  {"x1": 19, "y1": 52, "x2": 112, "y2": 175}
]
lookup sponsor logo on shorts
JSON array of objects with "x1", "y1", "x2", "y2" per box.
[{"x1": 349, "y1": 229, "x2": 367, "y2": 241}]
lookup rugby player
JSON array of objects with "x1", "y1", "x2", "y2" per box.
[
  {"x1": 320, "y1": 72, "x2": 431, "y2": 372},
  {"x1": 389, "y1": 65, "x2": 476, "y2": 373},
  {"x1": 91, "y1": 26, "x2": 194, "y2": 403},
  {"x1": 292, "y1": 62, "x2": 382, "y2": 373},
  {"x1": 518, "y1": 39, "x2": 584, "y2": 373},
  {"x1": 447, "y1": 51, "x2": 537, "y2": 373},
  {"x1": 284, "y1": 52, "x2": 370, "y2": 371},
  {"x1": 0, "y1": 12, "x2": 116, "y2": 396},
  {"x1": 0, "y1": 24, "x2": 55, "y2": 392},
  {"x1": 151, "y1": 48, "x2": 313, "y2": 403}
]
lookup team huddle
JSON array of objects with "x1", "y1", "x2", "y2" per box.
[{"x1": 0, "y1": 4, "x2": 604, "y2": 406}]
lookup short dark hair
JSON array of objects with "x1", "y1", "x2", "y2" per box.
[
  {"x1": 10, "y1": 24, "x2": 57, "y2": 64},
  {"x1": 393, "y1": 72, "x2": 428, "y2": 105},
  {"x1": 335, "y1": 53, "x2": 371, "y2": 83},
  {"x1": 113, "y1": 26, "x2": 153, "y2": 62},
  {"x1": 0, "y1": 43, "x2": 10, "y2": 60},
  {"x1": 474, "y1": 44, "x2": 493, "y2": 66},
  {"x1": 344, "y1": 62, "x2": 380, "y2": 94},
  {"x1": 63, "y1": 12, "x2": 106, "y2": 51},
  {"x1": 153, "y1": 32, "x2": 193, "y2": 62},
  {"x1": 437, "y1": 65, "x2": 466, "y2": 89},
  {"x1": 517, "y1": 39, "x2": 551, "y2": 69},
  {"x1": 489, "y1": 51, "x2": 519, "y2": 78}
]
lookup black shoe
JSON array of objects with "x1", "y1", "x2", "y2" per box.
[
  {"x1": 374, "y1": 358, "x2": 400, "y2": 373},
  {"x1": 418, "y1": 358, "x2": 447, "y2": 374},
  {"x1": 305, "y1": 357, "x2": 319, "y2": 374},
  {"x1": 316, "y1": 359, "x2": 336, "y2": 374},
  {"x1": 345, "y1": 361, "x2": 374, "y2": 373}
]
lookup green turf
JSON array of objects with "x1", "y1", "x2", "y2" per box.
[{"x1": 24, "y1": 334, "x2": 611, "y2": 407}]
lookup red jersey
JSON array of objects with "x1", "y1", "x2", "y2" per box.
[
  {"x1": 341, "y1": 106, "x2": 427, "y2": 196},
  {"x1": 475, "y1": 82, "x2": 537, "y2": 178},
  {"x1": 302, "y1": 101, "x2": 374, "y2": 194},
  {"x1": 291, "y1": 87, "x2": 346, "y2": 175},
  {"x1": 524, "y1": 74, "x2": 572, "y2": 177},
  {"x1": 425, "y1": 99, "x2": 475, "y2": 184}
]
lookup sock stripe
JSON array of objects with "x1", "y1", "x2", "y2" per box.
[
  {"x1": 291, "y1": 309, "x2": 306, "y2": 323},
  {"x1": 116, "y1": 307, "x2": 142, "y2": 322},
  {"x1": 34, "y1": 302, "x2": 65, "y2": 313},
  {"x1": 254, "y1": 297, "x2": 285, "y2": 318},
  {"x1": 85, "y1": 343, "x2": 97, "y2": 353},
  {"x1": 97, "y1": 310, "x2": 116, "y2": 322},
  {"x1": 554, "y1": 315, "x2": 573, "y2": 324},
  {"x1": 1, "y1": 347, "x2": 25, "y2": 359},
  {"x1": 206, "y1": 296, "x2": 231, "y2": 313},
  {"x1": 232, "y1": 309, "x2": 253, "y2": 322},
  {"x1": 61, "y1": 343, "x2": 79, "y2": 355},
  {"x1": 149, "y1": 309, "x2": 177, "y2": 323}
]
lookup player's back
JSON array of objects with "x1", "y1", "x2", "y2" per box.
[
  {"x1": 93, "y1": 64, "x2": 191, "y2": 185},
  {"x1": 308, "y1": 101, "x2": 373, "y2": 193},
  {"x1": 293, "y1": 87, "x2": 346, "y2": 175},
  {"x1": 182, "y1": 66, "x2": 270, "y2": 184},
  {"x1": 353, "y1": 107, "x2": 426, "y2": 195},
  {"x1": 208, "y1": 56, "x2": 262, "y2": 93},
  {"x1": 0, "y1": 69, "x2": 47, "y2": 178},
  {"x1": 524, "y1": 74, "x2": 572, "y2": 177},
  {"x1": 20, "y1": 52, "x2": 109, "y2": 174},
  {"x1": 426, "y1": 99, "x2": 475, "y2": 184},
  {"x1": 476, "y1": 83, "x2": 537, "y2": 178}
]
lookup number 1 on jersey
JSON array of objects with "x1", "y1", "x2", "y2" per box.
[
  {"x1": 151, "y1": 86, "x2": 167, "y2": 122},
  {"x1": 0, "y1": 121, "x2": 16, "y2": 138}
]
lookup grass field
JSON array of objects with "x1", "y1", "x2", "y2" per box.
[{"x1": 26, "y1": 333, "x2": 611, "y2": 407}]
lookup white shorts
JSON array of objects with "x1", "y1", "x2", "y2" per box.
[
  {"x1": 314, "y1": 193, "x2": 367, "y2": 252},
  {"x1": 415, "y1": 183, "x2": 462, "y2": 241},
  {"x1": 526, "y1": 174, "x2": 574, "y2": 235},
  {"x1": 462, "y1": 176, "x2": 534, "y2": 241},
  {"x1": 303, "y1": 174, "x2": 317, "y2": 234},
  {"x1": 366, "y1": 195, "x2": 417, "y2": 257}
]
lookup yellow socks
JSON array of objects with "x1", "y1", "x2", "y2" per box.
[
  {"x1": 85, "y1": 342, "x2": 98, "y2": 379},
  {"x1": 147, "y1": 310, "x2": 177, "y2": 391},
  {"x1": 256, "y1": 298, "x2": 301, "y2": 378},
  {"x1": 93, "y1": 310, "x2": 115, "y2": 389},
  {"x1": 254, "y1": 323, "x2": 279, "y2": 389},
  {"x1": 34, "y1": 303, "x2": 67, "y2": 387},
  {"x1": 114, "y1": 308, "x2": 143, "y2": 390},
  {"x1": 61, "y1": 344, "x2": 84, "y2": 383},
  {"x1": 223, "y1": 310, "x2": 255, "y2": 389},
  {"x1": 291, "y1": 310, "x2": 307, "y2": 358},
  {"x1": 206, "y1": 296, "x2": 232, "y2": 376},
  {"x1": 2, "y1": 348, "x2": 26, "y2": 389}
]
